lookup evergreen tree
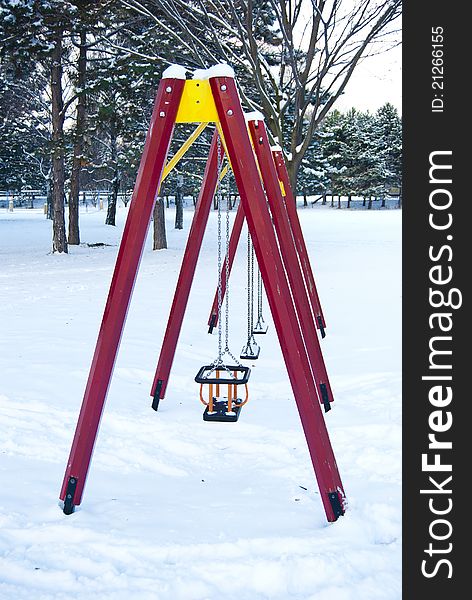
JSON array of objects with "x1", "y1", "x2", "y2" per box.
[
  {"x1": 373, "y1": 102, "x2": 402, "y2": 190},
  {"x1": 0, "y1": 1, "x2": 81, "y2": 252},
  {"x1": 0, "y1": 63, "x2": 50, "y2": 193}
]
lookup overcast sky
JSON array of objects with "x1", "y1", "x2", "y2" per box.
[{"x1": 334, "y1": 42, "x2": 402, "y2": 114}]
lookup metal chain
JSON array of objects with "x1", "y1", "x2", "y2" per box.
[
  {"x1": 252, "y1": 263, "x2": 266, "y2": 333},
  {"x1": 207, "y1": 136, "x2": 241, "y2": 377},
  {"x1": 246, "y1": 230, "x2": 252, "y2": 343},
  {"x1": 257, "y1": 267, "x2": 263, "y2": 318},
  {"x1": 216, "y1": 135, "x2": 223, "y2": 363},
  {"x1": 223, "y1": 171, "x2": 242, "y2": 366},
  {"x1": 251, "y1": 241, "x2": 255, "y2": 332},
  {"x1": 224, "y1": 173, "x2": 230, "y2": 353}
]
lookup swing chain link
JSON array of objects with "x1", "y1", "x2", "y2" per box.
[
  {"x1": 247, "y1": 230, "x2": 252, "y2": 342},
  {"x1": 257, "y1": 267, "x2": 263, "y2": 318},
  {"x1": 207, "y1": 132, "x2": 241, "y2": 379},
  {"x1": 243, "y1": 232, "x2": 257, "y2": 349},
  {"x1": 250, "y1": 240, "x2": 255, "y2": 337},
  {"x1": 216, "y1": 134, "x2": 223, "y2": 364},
  {"x1": 224, "y1": 168, "x2": 230, "y2": 353}
]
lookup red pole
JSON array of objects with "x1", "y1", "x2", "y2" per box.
[
  {"x1": 150, "y1": 131, "x2": 220, "y2": 406},
  {"x1": 272, "y1": 150, "x2": 326, "y2": 335},
  {"x1": 248, "y1": 120, "x2": 334, "y2": 408},
  {"x1": 210, "y1": 76, "x2": 345, "y2": 521},
  {"x1": 59, "y1": 77, "x2": 185, "y2": 513},
  {"x1": 207, "y1": 201, "x2": 245, "y2": 331}
]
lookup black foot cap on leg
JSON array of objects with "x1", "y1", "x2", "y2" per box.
[
  {"x1": 328, "y1": 491, "x2": 345, "y2": 520},
  {"x1": 63, "y1": 476, "x2": 77, "y2": 515},
  {"x1": 320, "y1": 383, "x2": 331, "y2": 413},
  {"x1": 208, "y1": 314, "x2": 217, "y2": 334},
  {"x1": 317, "y1": 316, "x2": 326, "y2": 339},
  {"x1": 152, "y1": 380, "x2": 163, "y2": 411}
]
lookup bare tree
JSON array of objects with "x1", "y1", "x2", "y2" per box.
[
  {"x1": 174, "y1": 173, "x2": 184, "y2": 229},
  {"x1": 121, "y1": 0, "x2": 401, "y2": 191},
  {"x1": 50, "y1": 23, "x2": 68, "y2": 254},
  {"x1": 68, "y1": 27, "x2": 88, "y2": 245},
  {"x1": 153, "y1": 197, "x2": 167, "y2": 249}
]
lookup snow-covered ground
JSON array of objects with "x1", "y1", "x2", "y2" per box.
[{"x1": 0, "y1": 204, "x2": 401, "y2": 599}]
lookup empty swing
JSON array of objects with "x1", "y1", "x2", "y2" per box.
[
  {"x1": 195, "y1": 135, "x2": 250, "y2": 422},
  {"x1": 240, "y1": 232, "x2": 260, "y2": 359}
]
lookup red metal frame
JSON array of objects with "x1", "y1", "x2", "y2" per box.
[
  {"x1": 272, "y1": 149, "x2": 326, "y2": 333},
  {"x1": 210, "y1": 77, "x2": 344, "y2": 520},
  {"x1": 59, "y1": 77, "x2": 185, "y2": 507},
  {"x1": 150, "y1": 131, "x2": 220, "y2": 404},
  {"x1": 207, "y1": 145, "x2": 326, "y2": 338},
  {"x1": 60, "y1": 72, "x2": 345, "y2": 522},
  {"x1": 248, "y1": 119, "x2": 333, "y2": 406}
]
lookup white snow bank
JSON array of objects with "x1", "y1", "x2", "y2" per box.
[
  {"x1": 0, "y1": 206, "x2": 401, "y2": 600},
  {"x1": 271, "y1": 144, "x2": 283, "y2": 152}
]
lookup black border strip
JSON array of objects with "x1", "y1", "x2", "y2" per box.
[{"x1": 403, "y1": 2, "x2": 465, "y2": 596}]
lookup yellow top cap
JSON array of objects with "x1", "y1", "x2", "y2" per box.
[{"x1": 175, "y1": 80, "x2": 219, "y2": 124}]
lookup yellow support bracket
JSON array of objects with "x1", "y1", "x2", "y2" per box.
[
  {"x1": 161, "y1": 122, "x2": 207, "y2": 183},
  {"x1": 175, "y1": 80, "x2": 219, "y2": 124},
  {"x1": 158, "y1": 82, "x2": 235, "y2": 194},
  {"x1": 220, "y1": 164, "x2": 229, "y2": 181},
  {"x1": 158, "y1": 124, "x2": 229, "y2": 197}
]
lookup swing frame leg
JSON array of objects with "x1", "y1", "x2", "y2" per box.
[
  {"x1": 248, "y1": 119, "x2": 334, "y2": 410},
  {"x1": 272, "y1": 150, "x2": 326, "y2": 335},
  {"x1": 59, "y1": 77, "x2": 186, "y2": 513},
  {"x1": 211, "y1": 76, "x2": 345, "y2": 522},
  {"x1": 151, "y1": 132, "x2": 221, "y2": 407}
]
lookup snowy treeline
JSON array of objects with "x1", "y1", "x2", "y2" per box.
[
  {"x1": 299, "y1": 104, "x2": 402, "y2": 202},
  {"x1": 0, "y1": 1, "x2": 402, "y2": 252}
]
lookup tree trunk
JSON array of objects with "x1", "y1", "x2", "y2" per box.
[
  {"x1": 337, "y1": 195, "x2": 341, "y2": 209},
  {"x1": 175, "y1": 185, "x2": 183, "y2": 229},
  {"x1": 105, "y1": 121, "x2": 119, "y2": 225},
  {"x1": 363, "y1": 197, "x2": 366, "y2": 207},
  {"x1": 303, "y1": 189, "x2": 307, "y2": 207},
  {"x1": 51, "y1": 25, "x2": 67, "y2": 253},
  {"x1": 381, "y1": 196, "x2": 386, "y2": 208},
  {"x1": 331, "y1": 195, "x2": 334, "y2": 207},
  {"x1": 347, "y1": 194, "x2": 351, "y2": 208},
  {"x1": 46, "y1": 172, "x2": 53, "y2": 219},
  {"x1": 368, "y1": 196, "x2": 373, "y2": 209},
  {"x1": 153, "y1": 197, "x2": 167, "y2": 250},
  {"x1": 106, "y1": 172, "x2": 120, "y2": 225},
  {"x1": 322, "y1": 194, "x2": 326, "y2": 205},
  {"x1": 287, "y1": 157, "x2": 302, "y2": 202},
  {"x1": 68, "y1": 28, "x2": 87, "y2": 245}
]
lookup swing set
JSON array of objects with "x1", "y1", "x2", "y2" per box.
[
  {"x1": 196, "y1": 133, "x2": 251, "y2": 421},
  {"x1": 59, "y1": 64, "x2": 346, "y2": 523}
]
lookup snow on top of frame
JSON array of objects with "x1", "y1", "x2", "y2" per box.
[
  {"x1": 244, "y1": 111, "x2": 265, "y2": 122},
  {"x1": 192, "y1": 64, "x2": 235, "y2": 80},
  {"x1": 162, "y1": 64, "x2": 187, "y2": 80},
  {"x1": 163, "y1": 63, "x2": 235, "y2": 81}
]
